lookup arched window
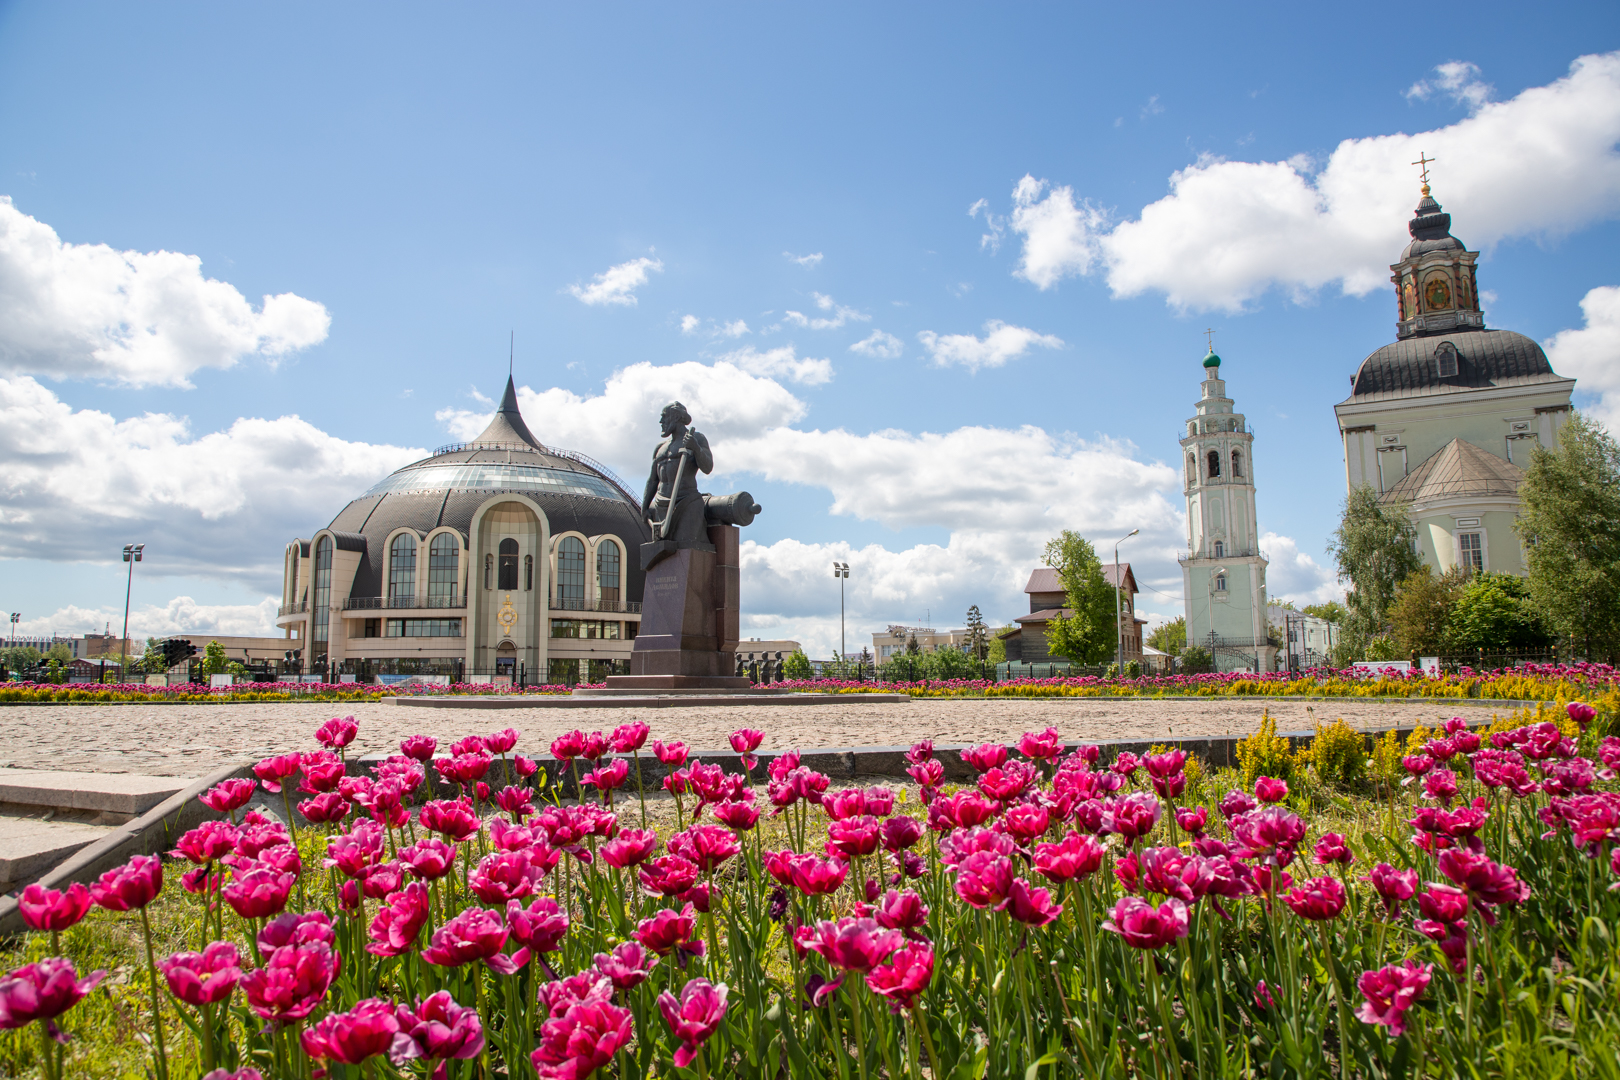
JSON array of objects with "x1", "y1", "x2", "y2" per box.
[
  {"x1": 1214, "y1": 540, "x2": 1225, "y2": 558},
  {"x1": 1231, "y1": 451, "x2": 1243, "y2": 479},
  {"x1": 312, "y1": 536, "x2": 333, "y2": 644},
  {"x1": 1186, "y1": 455, "x2": 1197, "y2": 485},
  {"x1": 1207, "y1": 450, "x2": 1221, "y2": 478},
  {"x1": 428, "y1": 534, "x2": 459, "y2": 604},
  {"x1": 597, "y1": 540, "x2": 621, "y2": 605},
  {"x1": 389, "y1": 534, "x2": 416, "y2": 602},
  {"x1": 1215, "y1": 573, "x2": 1227, "y2": 592},
  {"x1": 524, "y1": 555, "x2": 533, "y2": 591},
  {"x1": 483, "y1": 554, "x2": 493, "y2": 590},
  {"x1": 557, "y1": 537, "x2": 586, "y2": 606},
  {"x1": 498, "y1": 538, "x2": 519, "y2": 591}
]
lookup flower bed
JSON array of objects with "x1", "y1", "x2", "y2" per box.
[
  {"x1": 4, "y1": 706, "x2": 1620, "y2": 1077},
  {"x1": 0, "y1": 681, "x2": 578, "y2": 704}
]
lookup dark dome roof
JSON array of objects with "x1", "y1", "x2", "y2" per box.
[
  {"x1": 1346, "y1": 329, "x2": 1564, "y2": 402},
  {"x1": 1400, "y1": 190, "x2": 1466, "y2": 259},
  {"x1": 322, "y1": 376, "x2": 651, "y2": 599}
]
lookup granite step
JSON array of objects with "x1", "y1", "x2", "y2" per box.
[
  {"x1": 0, "y1": 769, "x2": 195, "y2": 826},
  {"x1": 0, "y1": 817, "x2": 119, "y2": 894}
]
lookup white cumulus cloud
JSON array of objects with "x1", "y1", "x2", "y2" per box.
[
  {"x1": 784, "y1": 252, "x2": 823, "y2": 268},
  {"x1": 850, "y1": 330, "x2": 903, "y2": 359},
  {"x1": 999, "y1": 52, "x2": 1620, "y2": 311},
  {"x1": 566, "y1": 256, "x2": 663, "y2": 307},
  {"x1": 17, "y1": 597, "x2": 282, "y2": 640},
  {"x1": 0, "y1": 197, "x2": 330, "y2": 388},
  {"x1": 1258, "y1": 531, "x2": 1343, "y2": 606},
  {"x1": 1406, "y1": 60, "x2": 1494, "y2": 111},
  {"x1": 783, "y1": 293, "x2": 869, "y2": 331},
  {"x1": 1546, "y1": 285, "x2": 1620, "y2": 428},
  {"x1": 714, "y1": 345, "x2": 833, "y2": 386},
  {"x1": 916, "y1": 320, "x2": 1063, "y2": 372},
  {"x1": 680, "y1": 314, "x2": 700, "y2": 334}
]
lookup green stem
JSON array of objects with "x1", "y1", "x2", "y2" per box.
[
  {"x1": 36, "y1": 1019, "x2": 58, "y2": 1080},
  {"x1": 138, "y1": 906, "x2": 170, "y2": 1080}
]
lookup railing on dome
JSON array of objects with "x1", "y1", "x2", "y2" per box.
[
  {"x1": 342, "y1": 596, "x2": 468, "y2": 611},
  {"x1": 549, "y1": 598, "x2": 643, "y2": 614},
  {"x1": 430, "y1": 441, "x2": 641, "y2": 511},
  {"x1": 277, "y1": 601, "x2": 308, "y2": 617}
]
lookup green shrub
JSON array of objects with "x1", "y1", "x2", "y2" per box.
[
  {"x1": 1301, "y1": 717, "x2": 1368, "y2": 789},
  {"x1": 1369, "y1": 728, "x2": 1404, "y2": 786},
  {"x1": 1234, "y1": 711, "x2": 1293, "y2": 789},
  {"x1": 1178, "y1": 645, "x2": 1214, "y2": 674}
]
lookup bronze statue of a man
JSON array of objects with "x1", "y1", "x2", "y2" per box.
[{"x1": 641, "y1": 401, "x2": 714, "y2": 548}]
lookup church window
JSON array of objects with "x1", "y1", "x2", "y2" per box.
[
  {"x1": 1215, "y1": 574, "x2": 1227, "y2": 592},
  {"x1": 1231, "y1": 451, "x2": 1243, "y2": 478},
  {"x1": 427, "y1": 534, "x2": 459, "y2": 604},
  {"x1": 388, "y1": 534, "x2": 416, "y2": 602},
  {"x1": 1214, "y1": 540, "x2": 1224, "y2": 558},
  {"x1": 1186, "y1": 455, "x2": 1197, "y2": 485},
  {"x1": 1458, "y1": 532, "x2": 1483, "y2": 572},
  {"x1": 1434, "y1": 341, "x2": 1459, "y2": 378},
  {"x1": 312, "y1": 536, "x2": 332, "y2": 645},
  {"x1": 557, "y1": 537, "x2": 586, "y2": 606},
  {"x1": 598, "y1": 540, "x2": 622, "y2": 604},
  {"x1": 525, "y1": 555, "x2": 533, "y2": 591},
  {"x1": 1207, "y1": 450, "x2": 1221, "y2": 478},
  {"x1": 498, "y1": 538, "x2": 519, "y2": 591}
]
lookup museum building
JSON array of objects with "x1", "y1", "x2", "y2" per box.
[{"x1": 274, "y1": 377, "x2": 651, "y2": 684}]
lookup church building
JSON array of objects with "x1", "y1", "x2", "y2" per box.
[
  {"x1": 1334, "y1": 176, "x2": 1576, "y2": 576},
  {"x1": 1180, "y1": 348, "x2": 1276, "y2": 673}
]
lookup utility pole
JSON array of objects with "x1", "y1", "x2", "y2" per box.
[
  {"x1": 1113, "y1": 529, "x2": 1139, "y2": 674},
  {"x1": 8, "y1": 612, "x2": 17, "y2": 648},
  {"x1": 121, "y1": 543, "x2": 144, "y2": 684},
  {"x1": 833, "y1": 562, "x2": 849, "y2": 672}
]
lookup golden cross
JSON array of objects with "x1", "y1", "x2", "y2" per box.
[
  {"x1": 1203, "y1": 328, "x2": 1216, "y2": 352},
  {"x1": 1411, "y1": 151, "x2": 1435, "y2": 186}
]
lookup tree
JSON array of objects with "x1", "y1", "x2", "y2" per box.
[
  {"x1": 1515, "y1": 411, "x2": 1620, "y2": 662},
  {"x1": 1301, "y1": 601, "x2": 1348, "y2": 624},
  {"x1": 986, "y1": 627, "x2": 1014, "y2": 664},
  {"x1": 0, "y1": 645, "x2": 40, "y2": 671},
  {"x1": 964, "y1": 605, "x2": 988, "y2": 661},
  {"x1": 1041, "y1": 530, "x2": 1119, "y2": 665},
  {"x1": 139, "y1": 637, "x2": 168, "y2": 675},
  {"x1": 1447, "y1": 572, "x2": 1553, "y2": 651},
  {"x1": 45, "y1": 642, "x2": 72, "y2": 664},
  {"x1": 203, "y1": 639, "x2": 229, "y2": 677},
  {"x1": 1146, "y1": 616, "x2": 1186, "y2": 656},
  {"x1": 783, "y1": 649, "x2": 813, "y2": 680},
  {"x1": 1178, "y1": 644, "x2": 1214, "y2": 674},
  {"x1": 1329, "y1": 486, "x2": 1423, "y2": 638},
  {"x1": 1388, "y1": 565, "x2": 1469, "y2": 659}
]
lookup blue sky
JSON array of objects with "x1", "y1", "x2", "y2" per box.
[{"x1": 2, "y1": 2, "x2": 1618, "y2": 656}]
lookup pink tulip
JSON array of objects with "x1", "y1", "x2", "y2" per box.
[
  {"x1": 324, "y1": 821, "x2": 386, "y2": 877},
  {"x1": 514, "y1": 754, "x2": 539, "y2": 778},
  {"x1": 979, "y1": 761, "x2": 1040, "y2": 802},
  {"x1": 1422, "y1": 768, "x2": 1458, "y2": 804},
  {"x1": 1110, "y1": 751, "x2": 1141, "y2": 777},
  {"x1": 668, "y1": 824, "x2": 742, "y2": 872},
  {"x1": 799, "y1": 917, "x2": 902, "y2": 973},
  {"x1": 90, "y1": 854, "x2": 162, "y2": 911},
  {"x1": 1282, "y1": 876, "x2": 1347, "y2": 920},
  {"x1": 367, "y1": 883, "x2": 430, "y2": 957},
  {"x1": 1006, "y1": 878, "x2": 1064, "y2": 926},
  {"x1": 874, "y1": 889, "x2": 930, "y2": 934},
  {"x1": 484, "y1": 727, "x2": 520, "y2": 754},
  {"x1": 298, "y1": 792, "x2": 350, "y2": 824},
  {"x1": 1254, "y1": 776, "x2": 1289, "y2": 804},
  {"x1": 1401, "y1": 754, "x2": 1435, "y2": 777},
  {"x1": 880, "y1": 815, "x2": 923, "y2": 852},
  {"x1": 730, "y1": 728, "x2": 765, "y2": 754},
  {"x1": 580, "y1": 731, "x2": 610, "y2": 761},
  {"x1": 652, "y1": 739, "x2": 688, "y2": 766},
  {"x1": 1102, "y1": 896, "x2": 1189, "y2": 950},
  {"x1": 633, "y1": 903, "x2": 705, "y2": 959},
  {"x1": 1568, "y1": 701, "x2": 1598, "y2": 729},
  {"x1": 223, "y1": 867, "x2": 295, "y2": 919},
  {"x1": 258, "y1": 911, "x2": 335, "y2": 953},
  {"x1": 905, "y1": 740, "x2": 935, "y2": 764},
  {"x1": 399, "y1": 734, "x2": 437, "y2": 761},
  {"x1": 469, "y1": 850, "x2": 544, "y2": 905},
  {"x1": 1033, "y1": 832, "x2": 1105, "y2": 883},
  {"x1": 1230, "y1": 805, "x2": 1306, "y2": 865},
  {"x1": 301, "y1": 997, "x2": 399, "y2": 1065},
  {"x1": 495, "y1": 784, "x2": 535, "y2": 820},
  {"x1": 389, "y1": 991, "x2": 484, "y2": 1067},
  {"x1": 161, "y1": 943, "x2": 245, "y2": 1009},
  {"x1": 1366, "y1": 863, "x2": 1419, "y2": 915},
  {"x1": 1018, "y1": 727, "x2": 1064, "y2": 762},
  {"x1": 1219, "y1": 789, "x2": 1256, "y2": 819},
  {"x1": 962, "y1": 743, "x2": 1009, "y2": 773},
  {"x1": 954, "y1": 852, "x2": 1015, "y2": 910},
  {"x1": 532, "y1": 999, "x2": 633, "y2": 1078},
  {"x1": 199, "y1": 778, "x2": 257, "y2": 815},
  {"x1": 315, "y1": 716, "x2": 359, "y2": 750},
  {"x1": 1313, "y1": 833, "x2": 1354, "y2": 865},
  {"x1": 583, "y1": 759, "x2": 630, "y2": 794},
  {"x1": 241, "y1": 941, "x2": 339, "y2": 1022},
  {"x1": 399, "y1": 838, "x2": 458, "y2": 881},
  {"x1": 1101, "y1": 792, "x2": 1162, "y2": 846},
  {"x1": 711, "y1": 799, "x2": 761, "y2": 831},
  {"x1": 866, "y1": 942, "x2": 935, "y2": 1011},
  {"x1": 601, "y1": 828, "x2": 659, "y2": 868},
  {"x1": 827, "y1": 816, "x2": 882, "y2": 859},
  {"x1": 611, "y1": 722, "x2": 650, "y2": 753},
  {"x1": 1416, "y1": 884, "x2": 1470, "y2": 926},
  {"x1": 421, "y1": 907, "x2": 519, "y2": 971},
  {"x1": 17, "y1": 883, "x2": 92, "y2": 934},
  {"x1": 788, "y1": 854, "x2": 849, "y2": 897},
  {"x1": 0, "y1": 957, "x2": 107, "y2": 1037},
  {"x1": 1175, "y1": 806, "x2": 1209, "y2": 835},
  {"x1": 1356, "y1": 960, "x2": 1433, "y2": 1036},
  {"x1": 907, "y1": 759, "x2": 946, "y2": 790},
  {"x1": 172, "y1": 821, "x2": 241, "y2": 865},
  {"x1": 1254, "y1": 980, "x2": 1275, "y2": 1009},
  {"x1": 595, "y1": 940, "x2": 659, "y2": 990},
  {"x1": 537, "y1": 973, "x2": 613, "y2": 1019},
  {"x1": 1437, "y1": 849, "x2": 1531, "y2": 920},
  {"x1": 252, "y1": 754, "x2": 302, "y2": 793},
  {"x1": 640, "y1": 855, "x2": 701, "y2": 898},
  {"x1": 419, "y1": 799, "x2": 480, "y2": 841},
  {"x1": 507, "y1": 896, "x2": 570, "y2": 954}
]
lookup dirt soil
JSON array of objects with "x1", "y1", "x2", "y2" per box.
[{"x1": 0, "y1": 696, "x2": 1524, "y2": 776}]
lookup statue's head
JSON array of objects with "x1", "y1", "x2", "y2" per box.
[{"x1": 660, "y1": 401, "x2": 692, "y2": 435}]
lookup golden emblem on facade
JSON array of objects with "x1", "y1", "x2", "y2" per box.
[{"x1": 496, "y1": 594, "x2": 518, "y2": 634}]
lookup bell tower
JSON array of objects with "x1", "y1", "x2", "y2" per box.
[
  {"x1": 1391, "y1": 157, "x2": 1484, "y2": 340},
  {"x1": 1180, "y1": 345, "x2": 1275, "y2": 673}
]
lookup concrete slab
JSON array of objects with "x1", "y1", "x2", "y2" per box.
[
  {"x1": 0, "y1": 818, "x2": 116, "y2": 891},
  {"x1": 0, "y1": 769, "x2": 194, "y2": 816},
  {"x1": 389, "y1": 693, "x2": 911, "y2": 709}
]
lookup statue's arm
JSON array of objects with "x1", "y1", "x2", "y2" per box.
[
  {"x1": 692, "y1": 430, "x2": 714, "y2": 474},
  {"x1": 641, "y1": 450, "x2": 659, "y2": 517}
]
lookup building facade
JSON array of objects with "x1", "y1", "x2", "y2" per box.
[
  {"x1": 1180, "y1": 350, "x2": 1276, "y2": 673},
  {"x1": 1334, "y1": 183, "x2": 1576, "y2": 576},
  {"x1": 872, "y1": 626, "x2": 971, "y2": 663},
  {"x1": 1268, "y1": 605, "x2": 1339, "y2": 671},
  {"x1": 275, "y1": 378, "x2": 650, "y2": 684},
  {"x1": 998, "y1": 565, "x2": 1144, "y2": 666}
]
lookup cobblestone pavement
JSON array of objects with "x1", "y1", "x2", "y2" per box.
[{"x1": 0, "y1": 696, "x2": 1523, "y2": 776}]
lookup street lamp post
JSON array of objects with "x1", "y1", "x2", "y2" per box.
[
  {"x1": 833, "y1": 562, "x2": 849, "y2": 674},
  {"x1": 121, "y1": 544, "x2": 144, "y2": 685},
  {"x1": 8, "y1": 613, "x2": 17, "y2": 648},
  {"x1": 1113, "y1": 529, "x2": 1139, "y2": 674}
]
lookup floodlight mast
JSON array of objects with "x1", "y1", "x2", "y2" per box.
[
  {"x1": 833, "y1": 562, "x2": 850, "y2": 674},
  {"x1": 121, "y1": 543, "x2": 144, "y2": 684}
]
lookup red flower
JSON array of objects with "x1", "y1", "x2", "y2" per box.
[
  {"x1": 611, "y1": 722, "x2": 650, "y2": 753},
  {"x1": 658, "y1": 979, "x2": 728, "y2": 1069},
  {"x1": 1437, "y1": 849, "x2": 1531, "y2": 921},
  {"x1": 17, "y1": 883, "x2": 92, "y2": 934},
  {"x1": 1017, "y1": 727, "x2": 1063, "y2": 762},
  {"x1": 880, "y1": 816, "x2": 922, "y2": 852},
  {"x1": 1218, "y1": 789, "x2": 1256, "y2": 819},
  {"x1": 301, "y1": 996, "x2": 399, "y2": 1065},
  {"x1": 1254, "y1": 776, "x2": 1289, "y2": 804},
  {"x1": 469, "y1": 850, "x2": 544, "y2": 905},
  {"x1": 866, "y1": 942, "x2": 935, "y2": 1011},
  {"x1": 323, "y1": 821, "x2": 386, "y2": 877},
  {"x1": 0, "y1": 957, "x2": 106, "y2": 1035},
  {"x1": 953, "y1": 852, "x2": 1015, "y2": 910},
  {"x1": 1567, "y1": 701, "x2": 1598, "y2": 729},
  {"x1": 399, "y1": 734, "x2": 437, "y2": 761},
  {"x1": 1313, "y1": 833, "x2": 1354, "y2": 866},
  {"x1": 299, "y1": 757, "x2": 346, "y2": 795},
  {"x1": 639, "y1": 855, "x2": 700, "y2": 898},
  {"x1": 298, "y1": 792, "x2": 350, "y2": 824},
  {"x1": 1032, "y1": 832, "x2": 1104, "y2": 883},
  {"x1": 421, "y1": 908, "x2": 517, "y2": 971},
  {"x1": 531, "y1": 999, "x2": 633, "y2": 1079},
  {"x1": 905, "y1": 740, "x2": 934, "y2": 765},
  {"x1": 652, "y1": 739, "x2": 688, "y2": 766},
  {"x1": 173, "y1": 821, "x2": 241, "y2": 865},
  {"x1": 788, "y1": 854, "x2": 849, "y2": 897},
  {"x1": 633, "y1": 903, "x2": 705, "y2": 958},
  {"x1": 1006, "y1": 878, "x2": 1063, "y2": 926},
  {"x1": 1110, "y1": 752, "x2": 1140, "y2": 777},
  {"x1": 495, "y1": 784, "x2": 535, "y2": 820},
  {"x1": 1004, "y1": 803, "x2": 1050, "y2": 844},
  {"x1": 1230, "y1": 805, "x2": 1306, "y2": 865},
  {"x1": 799, "y1": 917, "x2": 902, "y2": 973},
  {"x1": 1282, "y1": 875, "x2": 1347, "y2": 920},
  {"x1": 1102, "y1": 896, "x2": 1189, "y2": 950},
  {"x1": 594, "y1": 940, "x2": 658, "y2": 990},
  {"x1": 507, "y1": 896, "x2": 570, "y2": 954},
  {"x1": 582, "y1": 759, "x2": 630, "y2": 793},
  {"x1": 258, "y1": 911, "x2": 335, "y2": 952},
  {"x1": 161, "y1": 942, "x2": 241, "y2": 1006},
  {"x1": 537, "y1": 973, "x2": 613, "y2": 1018},
  {"x1": 252, "y1": 753, "x2": 302, "y2": 793},
  {"x1": 1175, "y1": 806, "x2": 1209, "y2": 835},
  {"x1": 485, "y1": 727, "x2": 520, "y2": 754},
  {"x1": 314, "y1": 716, "x2": 358, "y2": 750},
  {"x1": 90, "y1": 854, "x2": 162, "y2": 911},
  {"x1": 729, "y1": 728, "x2": 764, "y2": 754},
  {"x1": 668, "y1": 825, "x2": 741, "y2": 872},
  {"x1": 1101, "y1": 792, "x2": 1162, "y2": 846},
  {"x1": 241, "y1": 942, "x2": 339, "y2": 1023},
  {"x1": 1366, "y1": 863, "x2": 1419, "y2": 915},
  {"x1": 399, "y1": 838, "x2": 458, "y2": 881},
  {"x1": 961, "y1": 743, "x2": 1009, "y2": 774},
  {"x1": 874, "y1": 888, "x2": 930, "y2": 935},
  {"x1": 419, "y1": 799, "x2": 480, "y2": 842},
  {"x1": 199, "y1": 778, "x2": 257, "y2": 815},
  {"x1": 223, "y1": 867, "x2": 295, "y2": 919},
  {"x1": 580, "y1": 730, "x2": 610, "y2": 761},
  {"x1": 827, "y1": 816, "x2": 881, "y2": 859},
  {"x1": 1356, "y1": 960, "x2": 1432, "y2": 1037},
  {"x1": 601, "y1": 828, "x2": 659, "y2": 868},
  {"x1": 367, "y1": 882, "x2": 430, "y2": 957},
  {"x1": 389, "y1": 991, "x2": 484, "y2": 1067},
  {"x1": 978, "y1": 761, "x2": 1039, "y2": 802}
]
